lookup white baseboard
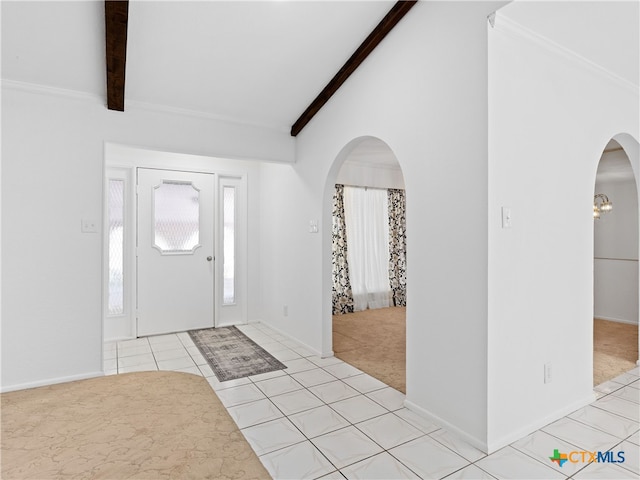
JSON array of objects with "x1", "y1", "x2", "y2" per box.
[
  {"x1": 405, "y1": 391, "x2": 595, "y2": 454},
  {"x1": 1, "y1": 371, "x2": 104, "y2": 394},
  {"x1": 403, "y1": 399, "x2": 489, "y2": 453},
  {"x1": 254, "y1": 321, "x2": 325, "y2": 358},
  {"x1": 485, "y1": 392, "x2": 595, "y2": 453},
  {"x1": 594, "y1": 316, "x2": 639, "y2": 326},
  {"x1": 104, "y1": 335, "x2": 136, "y2": 343}
]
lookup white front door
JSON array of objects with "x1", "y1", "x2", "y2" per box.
[{"x1": 137, "y1": 168, "x2": 215, "y2": 336}]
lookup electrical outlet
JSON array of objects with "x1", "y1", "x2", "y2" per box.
[
  {"x1": 544, "y1": 363, "x2": 552, "y2": 384},
  {"x1": 81, "y1": 219, "x2": 98, "y2": 233},
  {"x1": 283, "y1": 305, "x2": 289, "y2": 317},
  {"x1": 501, "y1": 207, "x2": 512, "y2": 229}
]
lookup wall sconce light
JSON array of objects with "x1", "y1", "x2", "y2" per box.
[{"x1": 593, "y1": 193, "x2": 613, "y2": 219}]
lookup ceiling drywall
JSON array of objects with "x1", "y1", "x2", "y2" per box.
[
  {"x1": 497, "y1": 0, "x2": 639, "y2": 87},
  {"x1": 1, "y1": 0, "x2": 394, "y2": 132},
  {"x1": 2, "y1": 1, "x2": 637, "y2": 137},
  {"x1": 597, "y1": 140, "x2": 637, "y2": 183}
]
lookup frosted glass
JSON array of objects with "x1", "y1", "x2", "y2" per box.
[
  {"x1": 223, "y1": 186, "x2": 235, "y2": 304},
  {"x1": 108, "y1": 179, "x2": 124, "y2": 315},
  {"x1": 154, "y1": 182, "x2": 200, "y2": 253}
]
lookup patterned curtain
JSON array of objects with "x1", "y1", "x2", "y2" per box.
[
  {"x1": 388, "y1": 188, "x2": 407, "y2": 306},
  {"x1": 332, "y1": 185, "x2": 355, "y2": 314}
]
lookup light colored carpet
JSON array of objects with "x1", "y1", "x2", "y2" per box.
[
  {"x1": 594, "y1": 318, "x2": 639, "y2": 386},
  {"x1": 333, "y1": 306, "x2": 406, "y2": 393},
  {"x1": 334, "y1": 310, "x2": 638, "y2": 392},
  {"x1": 1, "y1": 371, "x2": 269, "y2": 480}
]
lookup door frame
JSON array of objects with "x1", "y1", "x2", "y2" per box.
[
  {"x1": 103, "y1": 143, "x2": 249, "y2": 341},
  {"x1": 136, "y1": 167, "x2": 216, "y2": 336}
]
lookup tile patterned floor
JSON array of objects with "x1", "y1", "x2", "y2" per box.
[{"x1": 104, "y1": 323, "x2": 640, "y2": 480}]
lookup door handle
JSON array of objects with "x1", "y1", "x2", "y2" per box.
[{"x1": 207, "y1": 256, "x2": 213, "y2": 262}]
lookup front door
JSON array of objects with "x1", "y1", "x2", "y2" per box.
[{"x1": 137, "y1": 168, "x2": 215, "y2": 336}]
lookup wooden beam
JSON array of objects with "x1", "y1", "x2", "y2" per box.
[
  {"x1": 105, "y1": 0, "x2": 129, "y2": 111},
  {"x1": 290, "y1": 0, "x2": 418, "y2": 137}
]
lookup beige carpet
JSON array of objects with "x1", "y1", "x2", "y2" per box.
[
  {"x1": 333, "y1": 306, "x2": 406, "y2": 393},
  {"x1": 1, "y1": 371, "x2": 269, "y2": 480},
  {"x1": 594, "y1": 318, "x2": 639, "y2": 386},
  {"x1": 334, "y1": 310, "x2": 638, "y2": 393}
]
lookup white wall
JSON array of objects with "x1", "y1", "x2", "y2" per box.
[
  {"x1": 488, "y1": 10, "x2": 639, "y2": 450},
  {"x1": 103, "y1": 143, "x2": 265, "y2": 340},
  {"x1": 1, "y1": 84, "x2": 293, "y2": 392},
  {"x1": 336, "y1": 160, "x2": 405, "y2": 190},
  {"x1": 258, "y1": 1, "x2": 507, "y2": 450},
  {"x1": 594, "y1": 258, "x2": 639, "y2": 324},
  {"x1": 594, "y1": 173, "x2": 639, "y2": 324},
  {"x1": 4, "y1": 0, "x2": 637, "y2": 456}
]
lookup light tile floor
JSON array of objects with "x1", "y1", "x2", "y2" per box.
[{"x1": 104, "y1": 323, "x2": 640, "y2": 480}]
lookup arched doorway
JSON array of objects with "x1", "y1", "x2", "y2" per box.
[
  {"x1": 323, "y1": 137, "x2": 407, "y2": 392},
  {"x1": 593, "y1": 136, "x2": 640, "y2": 387}
]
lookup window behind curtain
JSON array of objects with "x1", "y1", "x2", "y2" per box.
[{"x1": 343, "y1": 186, "x2": 391, "y2": 311}]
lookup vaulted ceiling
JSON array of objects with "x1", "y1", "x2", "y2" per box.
[
  {"x1": 2, "y1": 0, "x2": 402, "y2": 134},
  {"x1": 2, "y1": 0, "x2": 638, "y2": 142},
  {"x1": 497, "y1": 0, "x2": 639, "y2": 86}
]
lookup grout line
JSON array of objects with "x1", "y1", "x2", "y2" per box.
[
  {"x1": 109, "y1": 329, "x2": 640, "y2": 480},
  {"x1": 230, "y1": 336, "x2": 422, "y2": 477},
  {"x1": 285, "y1": 374, "x2": 424, "y2": 476},
  {"x1": 229, "y1": 362, "x2": 343, "y2": 473},
  {"x1": 507, "y1": 432, "x2": 589, "y2": 478},
  {"x1": 568, "y1": 411, "x2": 638, "y2": 440},
  {"x1": 590, "y1": 401, "x2": 639, "y2": 423}
]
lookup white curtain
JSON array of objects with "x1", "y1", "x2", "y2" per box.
[{"x1": 343, "y1": 186, "x2": 391, "y2": 311}]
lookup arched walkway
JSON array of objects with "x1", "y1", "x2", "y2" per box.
[
  {"x1": 322, "y1": 136, "x2": 408, "y2": 392},
  {"x1": 593, "y1": 134, "x2": 640, "y2": 385}
]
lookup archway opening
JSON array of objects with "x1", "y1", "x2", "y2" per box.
[
  {"x1": 324, "y1": 137, "x2": 407, "y2": 392},
  {"x1": 593, "y1": 138, "x2": 639, "y2": 387}
]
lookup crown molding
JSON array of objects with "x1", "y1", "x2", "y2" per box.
[
  {"x1": 125, "y1": 99, "x2": 289, "y2": 134},
  {"x1": 493, "y1": 14, "x2": 639, "y2": 96},
  {"x1": 1, "y1": 78, "x2": 289, "y2": 134},
  {"x1": 2, "y1": 78, "x2": 104, "y2": 103}
]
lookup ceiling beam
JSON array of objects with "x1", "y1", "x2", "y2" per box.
[
  {"x1": 290, "y1": 0, "x2": 418, "y2": 137},
  {"x1": 105, "y1": 0, "x2": 129, "y2": 111}
]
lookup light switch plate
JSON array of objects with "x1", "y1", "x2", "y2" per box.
[{"x1": 544, "y1": 363, "x2": 552, "y2": 384}]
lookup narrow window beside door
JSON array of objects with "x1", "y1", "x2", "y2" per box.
[
  {"x1": 223, "y1": 186, "x2": 236, "y2": 304},
  {"x1": 108, "y1": 179, "x2": 124, "y2": 315}
]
